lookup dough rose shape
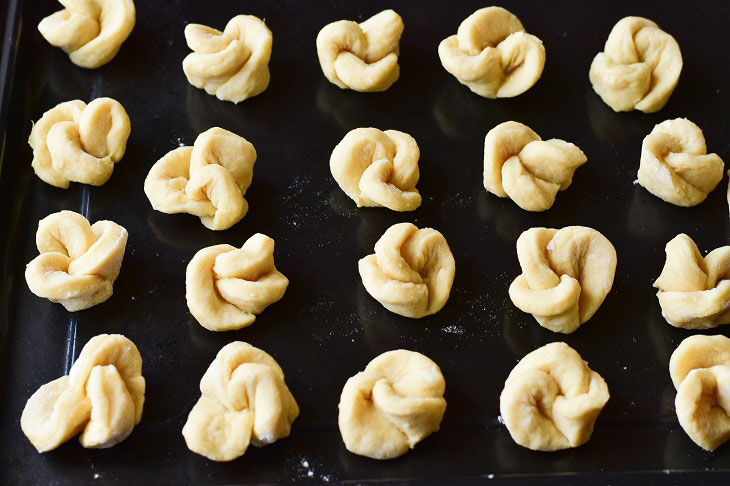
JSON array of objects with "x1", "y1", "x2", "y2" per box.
[
  {"x1": 638, "y1": 118, "x2": 724, "y2": 207},
  {"x1": 438, "y1": 7, "x2": 545, "y2": 98},
  {"x1": 29, "y1": 98, "x2": 131, "y2": 189},
  {"x1": 144, "y1": 127, "x2": 256, "y2": 231},
  {"x1": 483, "y1": 121, "x2": 587, "y2": 211},
  {"x1": 338, "y1": 349, "x2": 446, "y2": 459},
  {"x1": 21, "y1": 334, "x2": 145, "y2": 452},
  {"x1": 509, "y1": 226, "x2": 617, "y2": 334},
  {"x1": 654, "y1": 234, "x2": 730, "y2": 329},
  {"x1": 330, "y1": 127, "x2": 421, "y2": 211},
  {"x1": 183, "y1": 15, "x2": 272, "y2": 103},
  {"x1": 25, "y1": 210, "x2": 128, "y2": 311},
  {"x1": 316, "y1": 10, "x2": 403, "y2": 92},
  {"x1": 186, "y1": 233, "x2": 288, "y2": 332},
  {"x1": 359, "y1": 222, "x2": 455, "y2": 318},
  {"x1": 500, "y1": 342, "x2": 609, "y2": 451},
  {"x1": 589, "y1": 17, "x2": 682, "y2": 113},
  {"x1": 38, "y1": 0, "x2": 135, "y2": 68},
  {"x1": 669, "y1": 335, "x2": 730, "y2": 451},
  {"x1": 182, "y1": 342, "x2": 299, "y2": 462}
]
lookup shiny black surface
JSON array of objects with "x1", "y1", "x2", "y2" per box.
[{"x1": 1, "y1": 0, "x2": 730, "y2": 483}]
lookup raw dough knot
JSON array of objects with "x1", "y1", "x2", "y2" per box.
[
  {"x1": 500, "y1": 342, "x2": 609, "y2": 451},
  {"x1": 669, "y1": 335, "x2": 730, "y2": 451},
  {"x1": 509, "y1": 226, "x2": 617, "y2": 334},
  {"x1": 316, "y1": 10, "x2": 403, "y2": 92},
  {"x1": 182, "y1": 342, "x2": 299, "y2": 462},
  {"x1": 589, "y1": 16, "x2": 682, "y2": 113},
  {"x1": 338, "y1": 349, "x2": 446, "y2": 459},
  {"x1": 483, "y1": 121, "x2": 587, "y2": 211},
  {"x1": 21, "y1": 334, "x2": 145, "y2": 452},
  {"x1": 186, "y1": 234, "x2": 288, "y2": 331},
  {"x1": 144, "y1": 127, "x2": 256, "y2": 231},
  {"x1": 358, "y1": 222, "x2": 455, "y2": 318},
  {"x1": 438, "y1": 7, "x2": 545, "y2": 98},
  {"x1": 330, "y1": 127, "x2": 421, "y2": 211},
  {"x1": 183, "y1": 15, "x2": 272, "y2": 103},
  {"x1": 638, "y1": 118, "x2": 724, "y2": 207},
  {"x1": 25, "y1": 210, "x2": 128, "y2": 312},
  {"x1": 38, "y1": 0, "x2": 135, "y2": 68},
  {"x1": 29, "y1": 98, "x2": 131, "y2": 189},
  {"x1": 654, "y1": 234, "x2": 730, "y2": 329}
]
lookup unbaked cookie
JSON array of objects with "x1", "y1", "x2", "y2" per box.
[
  {"x1": 359, "y1": 222, "x2": 455, "y2": 318},
  {"x1": 338, "y1": 349, "x2": 446, "y2": 459},
  {"x1": 29, "y1": 98, "x2": 131, "y2": 188},
  {"x1": 25, "y1": 210, "x2": 128, "y2": 311},
  {"x1": 316, "y1": 10, "x2": 403, "y2": 92},
  {"x1": 330, "y1": 127, "x2": 421, "y2": 211},
  {"x1": 182, "y1": 342, "x2": 298, "y2": 461},
  {"x1": 589, "y1": 17, "x2": 682, "y2": 113},
  {"x1": 21, "y1": 334, "x2": 145, "y2": 452},
  {"x1": 183, "y1": 15, "x2": 272, "y2": 103},
  {"x1": 144, "y1": 127, "x2": 256, "y2": 230},
  {"x1": 500, "y1": 342, "x2": 609, "y2": 451},
  {"x1": 509, "y1": 226, "x2": 617, "y2": 333},
  {"x1": 483, "y1": 121, "x2": 587, "y2": 211},
  {"x1": 438, "y1": 7, "x2": 545, "y2": 98},
  {"x1": 186, "y1": 233, "x2": 289, "y2": 331}
]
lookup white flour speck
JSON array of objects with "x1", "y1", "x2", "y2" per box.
[
  {"x1": 632, "y1": 179, "x2": 639, "y2": 185},
  {"x1": 497, "y1": 415, "x2": 504, "y2": 424}
]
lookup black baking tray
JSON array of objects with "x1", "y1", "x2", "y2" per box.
[{"x1": 1, "y1": 0, "x2": 730, "y2": 484}]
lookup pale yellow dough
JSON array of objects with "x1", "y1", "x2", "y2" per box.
[
  {"x1": 589, "y1": 16, "x2": 682, "y2": 113},
  {"x1": 21, "y1": 334, "x2": 144, "y2": 452},
  {"x1": 338, "y1": 349, "x2": 446, "y2": 459},
  {"x1": 500, "y1": 342, "x2": 609, "y2": 451},
  {"x1": 483, "y1": 121, "x2": 587, "y2": 211},
  {"x1": 186, "y1": 233, "x2": 289, "y2": 332},
  {"x1": 144, "y1": 127, "x2": 256, "y2": 231},
  {"x1": 438, "y1": 7, "x2": 545, "y2": 98},
  {"x1": 25, "y1": 210, "x2": 128, "y2": 312},
  {"x1": 29, "y1": 98, "x2": 131, "y2": 189},
  {"x1": 669, "y1": 335, "x2": 730, "y2": 451},
  {"x1": 509, "y1": 226, "x2": 617, "y2": 334},
  {"x1": 182, "y1": 342, "x2": 298, "y2": 462},
  {"x1": 638, "y1": 118, "x2": 724, "y2": 207},
  {"x1": 38, "y1": 0, "x2": 135, "y2": 69},
  {"x1": 183, "y1": 15, "x2": 272, "y2": 103},
  {"x1": 654, "y1": 234, "x2": 730, "y2": 329},
  {"x1": 316, "y1": 10, "x2": 403, "y2": 92},
  {"x1": 359, "y1": 222, "x2": 455, "y2": 318},
  {"x1": 330, "y1": 127, "x2": 421, "y2": 211}
]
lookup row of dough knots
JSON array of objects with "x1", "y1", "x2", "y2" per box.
[
  {"x1": 38, "y1": 0, "x2": 136, "y2": 69},
  {"x1": 330, "y1": 127, "x2": 421, "y2": 211},
  {"x1": 483, "y1": 121, "x2": 587, "y2": 211},
  {"x1": 589, "y1": 16, "x2": 682, "y2": 113},
  {"x1": 358, "y1": 223, "x2": 455, "y2": 318},
  {"x1": 185, "y1": 233, "x2": 289, "y2": 331},
  {"x1": 29, "y1": 98, "x2": 131, "y2": 189},
  {"x1": 21, "y1": 334, "x2": 145, "y2": 452},
  {"x1": 654, "y1": 234, "x2": 730, "y2": 329},
  {"x1": 669, "y1": 335, "x2": 730, "y2": 451},
  {"x1": 500, "y1": 342, "x2": 609, "y2": 451},
  {"x1": 338, "y1": 349, "x2": 446, "y2": 459},
  {"x1": 508, "y1": 226, "x2": 617, "y2": 334},
  {"x1": 183, "y1": 15, "x2": 273, "y2": 103},
  {"x1": 25, "y1": 210, "x2": 128, "y2": 312},
  {"x1": 438, "y1": 7, "x2": 545, "y2": 98},
  {"x1": 144, "y1": 127, "x2": 256, "y2": 230},
  {"x1": 638, "y1": 118, "x2": 724, "y2": 207},
  {"x1": 182, "y1": 342, "x2": 299, "y2": 462},
  {"x1": 316, "y1": 10, "x2": 403, "y2": 92}
]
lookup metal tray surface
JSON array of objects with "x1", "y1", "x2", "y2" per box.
[{"x1": 1, "y1": 0, "x2": 730, "y2": 483}]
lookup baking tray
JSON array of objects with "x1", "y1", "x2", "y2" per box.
[{"x1": 1, "y1": 0, "x2": 730, "y2": 483}]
